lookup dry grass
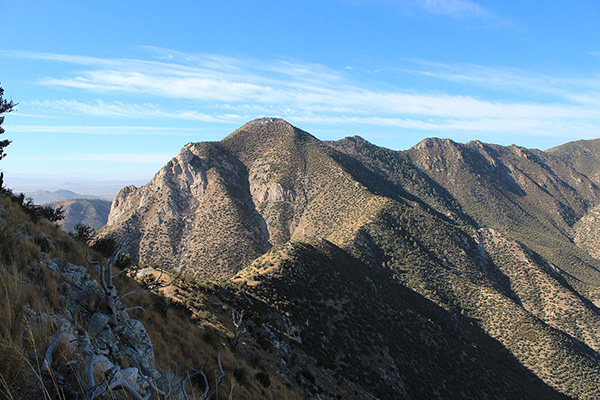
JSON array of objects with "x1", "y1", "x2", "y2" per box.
[
  {"x1": 117, "y1": 270, "x2": 302, "y2": 399},
  {"x1": 0, "y1": 260, "x2": 63, "y2": 399},
  {"x1": 0, "y1": 194, "x2": 302, "y2": 399},
  {"x1": 0, "y1": 197, "x2": 70, "y2": 399}
]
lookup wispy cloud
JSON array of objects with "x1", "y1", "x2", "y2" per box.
[
  {"x1": 4, "y1": 48, "x2": 600, "y2": 142},
  {"x1": 7, "y1": 124, "x2": 200, "y2": 136},
  {"x1": 402, "y1": 59, "x2": 600, "y2": 101},
  {"x1": 25, "y1": 100, "x2": 246, "y2": 123},
  {"x1": 341, "y1": 0, "x2": 499, "y2": 21},
  {"x1": 418, "y1": 0, "x2": 491, "y2": 19},
  {"x1": 18, "y1": 153, "x2": 173, "y2": 163}
]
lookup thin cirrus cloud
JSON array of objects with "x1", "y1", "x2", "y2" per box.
[
  {"x1": 7, "y1": 124, "x2": 200, "y2": 136},
  {"x1": 343, "y1": 0, "x2": 495, "y2": 20},
  {"x1": 18, "y1": 153, "x2": 174, "y2": 163},
  {"x1": 418, "y1": 0, "x2": 491, "y2": 19},
  {"x1": 24, "y1": 100, "x2": 246, "y2": 123},
  {"x1": 6, "y1": 49, "x2": 600, "y2": 140},
  {"x1": 402, "y1": 59, "x2": 600, "y2": 102}
]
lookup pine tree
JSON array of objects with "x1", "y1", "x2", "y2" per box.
[{"x1": 0, "y1": 83, "x2": 17, "y2": 162}]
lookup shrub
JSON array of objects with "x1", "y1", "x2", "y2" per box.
[
  {"x1": 255, "y1": 371, "x2": 271, "y2": 388},
  {"x1": 91, "y1": 236, "x2": 117, "y2": 258},
  {"x1": 71, "y1": 223, "x2": 95, "y2": 244}
]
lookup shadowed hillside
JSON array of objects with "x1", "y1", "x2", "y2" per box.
[
  {"x1": 100, "y1": 118, "x2": 600, "y2": 398},
  {"x1": 404, "y1": 138, "x2": 600, "y2": 290}
]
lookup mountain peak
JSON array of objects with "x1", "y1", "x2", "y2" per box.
[
  {"x1": 241, "y1": 117, "x2": 293, "y2": 129},
  {"x1": 221, "y1": 117, "x2": 316, "y2": 163},
  {"x1": 224, "y1": 117, "x2": 302, "y2": 142},
  {"x1": 412, "y1": 137, "x2": 459, "y2": 151}
]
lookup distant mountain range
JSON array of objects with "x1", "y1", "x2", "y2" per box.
[
  {"x1": 101, "y1": 118, "x2": 600, "y2": 399},
  {"x1": 25, "y1": 190, "x2": 112, "y2": 232},
  {"x1": 45, "y1": 198, "x2": 112, "y2": 232},
  {"x1": 27, "y1": 189, "x2": 103, "y2": 204}
]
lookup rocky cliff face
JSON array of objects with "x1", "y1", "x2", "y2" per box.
[
  {"x1": 105, "y1": 118, "x2": 386, "y2": 279},
  {"x1": 106, "y1": 140, "x2": 271, "y2": 280},
  {"x1": 101, "y1": 118, "x2": 600, "y2": 399}
]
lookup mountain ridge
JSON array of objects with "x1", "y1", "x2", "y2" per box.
[
  {"x1": 47, "y1": 197, "x2": 112, "y2": 232},
  {"x1": 27, "y1": 189, "x2": 104, "y2": 204},
  {"x1": 100, "y1": 118, "x2": 600, "y2": 398}
]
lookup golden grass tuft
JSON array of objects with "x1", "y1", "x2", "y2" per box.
[
  {"x1": 0, "y1": 194, "x2": 302, "y2": 399},
  {"x1": 0, "y1": 260, "x2": 61, "y2": 399}
]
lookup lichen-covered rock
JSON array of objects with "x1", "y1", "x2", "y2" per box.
[
  {"x1": 112, "y1": 367, "x2": 141, "y2": 392},
  {"x1": 87, "y1": 312, "x2": 111, "y2": 336},
  {"x1": 115, "y1": 318, "x2": 156, "y2": 374},
  {"x1": 92, "y1": 355, "x2": 114, "y2": 380}
]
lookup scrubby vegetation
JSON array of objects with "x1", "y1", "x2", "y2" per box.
[
  {"x1": 10, "y1": 117, "x2": 600, "y2": 399},
  {"x1": 0, "y1": 193, "x2": 301, "y2": 399},
  {"x1": 98, "y1": 118, "x2": 600, "y2": 399}
]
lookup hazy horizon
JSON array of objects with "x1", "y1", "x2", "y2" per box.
[{"x1": 2, "y1": 1, "x2": 600, "y2": 187}]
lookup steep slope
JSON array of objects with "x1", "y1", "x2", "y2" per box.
[
  {"x1": 547, "y1": 138, "x2": 600, "y2": 184},
  {"x1": 343, "y1": 200, "x2": 600, "y2": 399},
  {"x1": 574, "y1": 203, "x2": 600, "y2": 260},
  {"x1": 103, "y1": 119, "x2": 600, "y2": 398},
  {"x1": 548, "y1": 139, "x2": 600, "y2": 265},
  {"x1": 221, "y1": 118, "x2": 394, "y2": 248},
  {"x1": 327, "y1": 135, "x2": 472, "y2": 225},
  {"x1": 105, "y1": 118, "x2": 393, "y2": 278},
  {"x1": 227, "y1": 239, "x2": 570, "y2": 400},
  {"x1": 404, "y1": 138, "x2": 600, "y2": 287},
  {"x1": 46, "y1": 198, "x2": 111, "y2": 232},
  {"x1": 105, "y1": 140, "x2": 269, "y2": 279}
]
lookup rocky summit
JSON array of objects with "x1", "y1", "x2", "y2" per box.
[{"x1": 94, "y1": 118, "x2": 600, "y2": 399}]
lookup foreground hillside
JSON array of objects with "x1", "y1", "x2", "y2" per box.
[
  {"x1": 98, "y1": 118, "x2": 600, "y2": 398},
  {"x1": 0, "y1": 193, "x2": 303, "y2": 399}
]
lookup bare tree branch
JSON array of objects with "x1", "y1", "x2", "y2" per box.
[
  {"x1": 90, "y1": 378, "x2": 147, "y2": 400},
  {"x1": 123, "y1": 306, "x2": 146, "y2": 312},
  {"x1": 204, "y1": 353, "x2": 225, "y2": 400},
  {"x1": 116, "y1": 270, "x2": 176, "y2": 302},
  {"x1": 231, "y1": 309, "x2": 245, "y2": 349},
  {"x1": 180, "y1": 365, "x2": 206, "y2": 400},
  {"x1": 42, "y1": 330, "x2": 65, "y2": 374},
  {"x1": 132, "y1": 356, "x2": 167, "y2": 398},
  {"x1": 86, "y1": 352, "x2": 96, "y2": 389},
  {"x1": 107, "y1": 221, "x2": 131, "y2": 285}
]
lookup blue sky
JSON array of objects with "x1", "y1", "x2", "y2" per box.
[{"x1": 2, "y1": 0, "x2": 600, "y2": 197}]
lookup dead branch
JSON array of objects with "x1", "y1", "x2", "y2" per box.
[
  {"x1": 84, "y1": 225, "x2": 131, "y2": 325},
  {"x1": 204, "y1": 353, "x2": 225, "y2": 400},
  {"x1": 123, "y1": 306, "x2": 146, "y2": 312},
  {"x1": 89, "y1": 376, "x2": 148, "y2": 400},
  {"x1": 42, "y1": 330, "x2": 66, "y2": 374},
  {"x1": 116, "y1": 269, "x2": 176, "y2": 302},
  {"x1": 231, "y1": 309, "x2": 245, "y2": 348},
  {"x1": 180, "y1": 365, "x2": 206, "y2": 400},
  {"x1": 200, "y1": 370, "x2": 210, "y2": 399},
  {"x1": 232, "y1": 310, "x2": 244, "y2": 330},
  {"x1": 107, "y1": 221, "x2": 131, "y2": 273},
  {"x1": 132, "y1": 356, "x2": 167, "y2": 398}
]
